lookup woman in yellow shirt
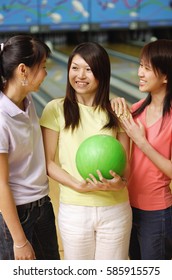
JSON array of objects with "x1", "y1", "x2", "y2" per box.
[{"x1": 40, "y1": 42, "x2": 132, "y2": 260}]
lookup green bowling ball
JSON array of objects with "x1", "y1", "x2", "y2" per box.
[{"x1": 76, "y1": 134, "x2": 127, "y2": 180}]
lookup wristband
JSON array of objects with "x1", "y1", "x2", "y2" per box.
[{"x1": 14, "y1": 239, "x2": 28, "y2": 249}]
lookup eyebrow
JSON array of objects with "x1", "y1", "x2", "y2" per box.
[
  {"x1": 71, "y1": 61, "x2": 78, "y2": 65},
  {"x1": 140, "y1": 59, "x2": 151, "y2": 67}
]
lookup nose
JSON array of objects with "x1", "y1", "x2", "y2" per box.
[
  {"x1": 138, "y1": 66, "x2": 143, "y2": 77},
  {"x1": 78, "y1": 69, "x2": 86, "y2": 78}
]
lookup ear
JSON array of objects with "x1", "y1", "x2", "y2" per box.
[
  {"x1": 18, "y1": 63, "x2": 27, "y2": 76},
  {"x1": 163, "y1": 75, "x2": 167, "y2": 84}
]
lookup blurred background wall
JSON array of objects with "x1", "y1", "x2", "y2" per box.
[{"x1": 0, "y1": 0, "x2": 171, "y2": 44}]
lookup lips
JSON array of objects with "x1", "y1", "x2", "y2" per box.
[
  {"x1": 139, "y1": 79, "x2": 146, "y2": 86},
  {"x1": 76, "y1": 81, "x2": 88, "y2": 87}
]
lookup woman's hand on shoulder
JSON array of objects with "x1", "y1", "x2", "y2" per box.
[{"x1": 110, "y1": 97, "x2": 131, "y2": 121}]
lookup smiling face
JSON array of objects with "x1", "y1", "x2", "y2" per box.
[
  {"x1": 26, "y1": 57, "x2": 48, "y2": 93},
  {"x1": 69, "y1": 54, "x2": 99, "y2": 104},
  {"x1": 138, "y1": 59, "x2": 167, "y2": 95}
]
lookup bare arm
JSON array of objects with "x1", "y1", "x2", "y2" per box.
[
  {"x1": 111, "y1": 98, "x2": 172, "y2": 179},
  {"x1": 122, "y1": 115, "x2": 172, "y2": 179},
  {"x1": 0, "y1": 154, "x2": 35, "y2": 260},
  {"x1": 117, "y1": 130, "x2": 131, "y2": 179},
  {"x1": 41, "y1": 127, "x2": 102, "y2": 192},
  {"x1": 41, "y1": 127, "x2": 127, "y2": 192}
]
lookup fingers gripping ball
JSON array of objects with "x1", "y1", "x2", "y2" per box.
[{"x1": 76, "y1": 135, "x2": 127, "y2": 180}]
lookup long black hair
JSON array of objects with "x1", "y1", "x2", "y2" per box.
[
  {"x1": 63, "y1": 42, "x2": 119, "y2": 131},
  {"x1": 0, "y1": 34, "x2": 51, "y2": 91},
  {"x1": 133, "y1": 39, "x2": 172, "y2": 118}
]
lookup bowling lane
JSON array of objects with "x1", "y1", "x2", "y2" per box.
[
  {"x1": 55, "y1": 43, "x2": 140, "y2": 87},
  {"x1": 105, "y1": 43, "x2": 141, "y2": 87},
  {"x1": 110, "y1": 55, "x2": 139, "y2": 87},
  {"x1": 44, "y1": 53, "x2": 135, "y2": 97},
  {"x1": 34, "y1": 53, "x2": 126, "y2": 117},
  {"x1": 34, "y1": 43, "x2": 143, "y2": 117},
  {"x1": 104, "y1": 43, "x2": 142, "y2": 57},
  {"x1": 41, "y1": 58, "x2": 67, "y2": 99},
  {"x1": 32, "y1": 57, "x2": 67, "y2": 117}
]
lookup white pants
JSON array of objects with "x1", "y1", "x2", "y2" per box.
[{"x1": 58, "y1": 202, "x2": 132, "y2": 260}]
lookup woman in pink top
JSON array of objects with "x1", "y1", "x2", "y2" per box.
[{"x1": 111, "y1": 39, "x2": 172, "y2": 259}]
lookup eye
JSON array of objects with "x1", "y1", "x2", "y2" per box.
[
  {"x1": 71, "y1": 66, "x2": 78, "y2": 70},
  {"x1": 145, "y1": 65, "x2": 152, "y2": 71},
  {"x1": 86, "y1": 67, "x2": 92, "y2": 72}
]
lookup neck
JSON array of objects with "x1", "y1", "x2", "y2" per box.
[{"x1": 150, "y1": 95, "x2": 164, "y2": 109}]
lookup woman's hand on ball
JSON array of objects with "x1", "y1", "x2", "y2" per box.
[{"x1": 85, "y1": 170, "x2": 126, "y2": 191}]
